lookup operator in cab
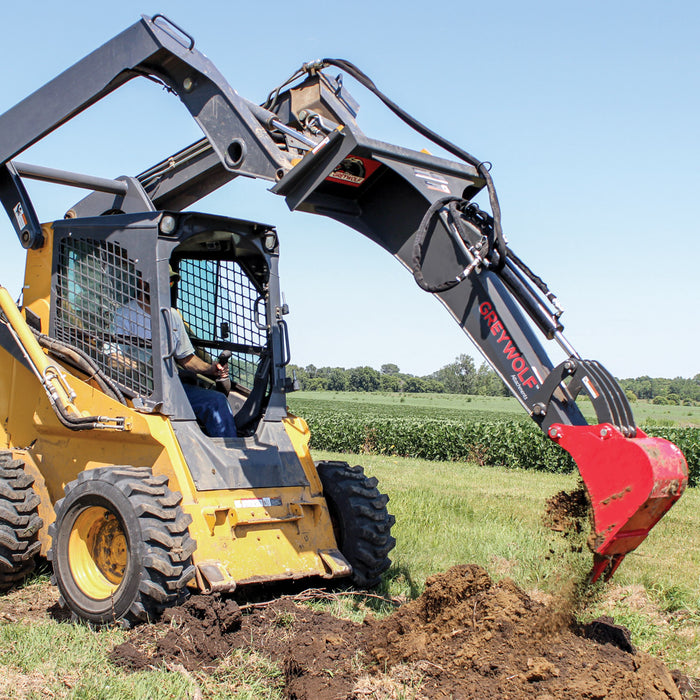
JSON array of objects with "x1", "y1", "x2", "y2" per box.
[{"x1": 110, "y1": 267, "x2": 237, "y2": 438}]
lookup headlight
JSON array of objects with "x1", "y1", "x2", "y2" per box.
[
  {"x1": 262, "y1": 231, "x2": 278, "y2": 252},
  {"x1": 159, "y1": 215, "x2": 177, "y2": 235}
]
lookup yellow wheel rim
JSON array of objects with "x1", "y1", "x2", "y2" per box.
[{"x1": 68, "y1": 506, "x2": 128, "y2": 600}]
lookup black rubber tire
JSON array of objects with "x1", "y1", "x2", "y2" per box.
[
  {"x1": 48, "y1": 466, "x2": 196, "y2": 626},
  {"x1": 316, "y1": 460, "x2": 396, "y2": 588},
  {"x1": 0, "y1": 452, "x2": 43, "y2": 592}
]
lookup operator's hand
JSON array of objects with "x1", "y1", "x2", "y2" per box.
[{"x1": 211, "y1": 361, "x2": 229, "y2": 380}]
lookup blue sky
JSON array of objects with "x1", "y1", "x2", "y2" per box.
[{"x1": 0, "y1": 1, "x2": 697, "y2": 379}]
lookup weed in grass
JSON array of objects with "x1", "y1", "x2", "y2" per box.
[
  {"x1": 654, "y1": 583, "x2": 697, "y2": 614},
  {"x1": 273, "y1": 610, "x2": 296, "y2": 629},
  {"x1": 350, "y1": 649, "x2": 369, "y2": 675},
  {"x1": 261, "y1": 610, "x2": 298, "y2": 645}
]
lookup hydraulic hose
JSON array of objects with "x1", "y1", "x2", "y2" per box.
[
  {"x1": 33, "y1": 330, "x2": 127, "y2": 405},
  {"x1": 412, "y1": 196, "x2": 470, "y2": 293},
  {"x1": 316, "y1": 58, "x2": 508, "y2": 268},
  {"x1": 0, "y1": 286, "x2": 127, "y2": 431}
]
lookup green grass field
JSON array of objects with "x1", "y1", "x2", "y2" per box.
[
  {"x1": 0, "y1": 451, "x2": 698, "y2": 698},
  {"x1": 0, "y1": 391, "x2": 697, "y2": 697},
  {"x1": 287, "y1": 391, "x2": 700, "y2": 483},
  {"x1": 0, "y1": 450, "x2": 697, "y2": 697},
  {"x1": 288, "y1": 390, "x2": 700, "y2": 427}
]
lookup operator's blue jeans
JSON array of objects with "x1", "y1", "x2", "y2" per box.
[{"x1": 183, "y1": 384, "x2": 237, "y2": 438}]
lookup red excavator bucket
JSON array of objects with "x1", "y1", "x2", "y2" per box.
[{"x1": 548, "y1": 423, "x2": 688, "y2": 581}]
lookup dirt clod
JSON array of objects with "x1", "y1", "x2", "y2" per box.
[
  {"x1": 543, "y1": 487, "x2": 590, "y2": 533},
  {"x1": 671, "y1": 669, "x2": 700, "y2": 699},
  {"x1": 109, "y1": 595, "x2": 242, "y2": 671},
  {"x1": 108, "y1": 565, "x2": 686, "y2": 699}
]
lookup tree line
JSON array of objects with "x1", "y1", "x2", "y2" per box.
[
  {"x1": 618, "y1": 375, "x2": 700, "y2": 405},
  {"x1": 289, "y1": 354, "x2": 509, "y2": 396},
  {"x1": 289, "y1": 356, "x2": 699, "y2": 404}
]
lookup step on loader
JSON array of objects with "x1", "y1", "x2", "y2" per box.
[{"x1": 0, "y1": 15, "x2": 687, "y2": 624}]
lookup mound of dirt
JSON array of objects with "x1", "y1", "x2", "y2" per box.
[
  {"x1": 363, "y1": 564, "x2": 680, "y2": 698},
  {"x1": 110, "y1": 565, "x2": 687, "y2": 699}
]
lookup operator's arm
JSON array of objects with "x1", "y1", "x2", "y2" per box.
[
  {"x1": 169, "y1": 308, "x2": 228, "y2": 380},
  {"x1": 177, "y1": 352, "x2": 228, "y2": 379}
]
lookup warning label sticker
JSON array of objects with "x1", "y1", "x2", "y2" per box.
[
  {"x1": 13, "y1": 202, "x2": 27, "y2": 229},
  {"x1": 413, "y1": 168, "x2": 451, "y2": 194},
  {"x1": 234, "y1": 497, "x2": 283, "y2": 509}
]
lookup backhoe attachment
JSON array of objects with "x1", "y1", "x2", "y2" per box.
[
  {"x1": 265, "y1": 80, "x2": 689, "y2": 579},
  {"x1": 551, "y1": 423, "x2": 686, "y2": 580}
]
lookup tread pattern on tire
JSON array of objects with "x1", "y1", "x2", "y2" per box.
[
  {"x1": 316, "y1": 460, "x2": 395, "y2": 588},
  {"x1": 0, "y1": 452, "x2": 43, "y2": 592},
  {"x1": 48, "y1": 466, "x2": 196, "y2": 625}
]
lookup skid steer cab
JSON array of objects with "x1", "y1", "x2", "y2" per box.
[{"x1": 0, "y1": 209, "x2": 395, "y2": 625}]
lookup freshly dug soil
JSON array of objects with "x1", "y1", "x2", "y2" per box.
[
  {"x1": 543, "y1": 486, "x2": 590, "y2": 534},
  {"x1": 110, "y1": 564, "x2": 690, "y2": 699}
]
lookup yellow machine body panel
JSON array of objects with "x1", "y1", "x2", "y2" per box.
[{"x1": 0, "y1": 339, "x2": 349, "y2": 587}]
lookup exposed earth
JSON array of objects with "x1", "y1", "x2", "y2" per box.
[
  {"x1": 107, "y1": 564, "x2": 697, "y2": 700},
  {"x1": 1, "y1": 486, "x2": 697, "y2": 698},
  {"x1": 0, "y1": 560, "x2": 697, "y2": 699}
]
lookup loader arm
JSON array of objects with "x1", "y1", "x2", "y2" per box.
[
  {"x1": 0, "y1": 14, "x2": 292, "y2": 248},
  {"x1": 0, "y1": 17, "x2": 687, "y2": 581}
]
